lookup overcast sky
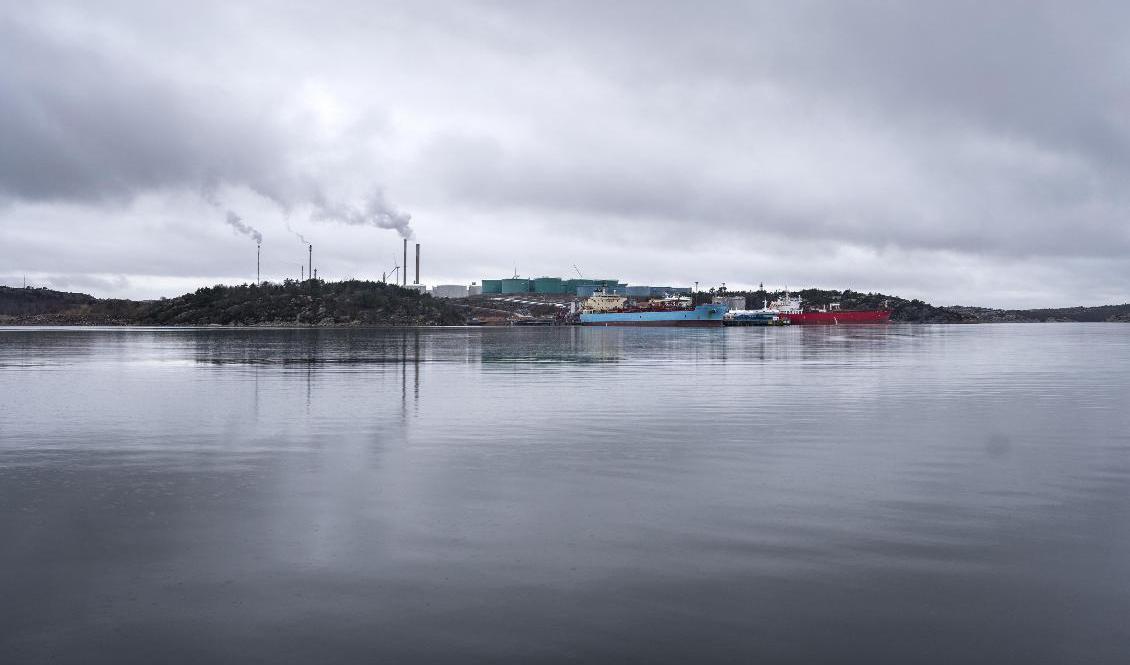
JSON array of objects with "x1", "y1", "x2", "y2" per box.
[{"x1": 2, "y1": 1, "x2": 1128, "y2": 307}]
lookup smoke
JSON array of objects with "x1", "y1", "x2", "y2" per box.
[
  {"x1": 285, "y1": 220, "x2": 310, "y2": 246},
  {"x1": 224, "y1": 210, "x2": 262, "y2": 244},
  {"x1": 310, "y1": 188, "x2": 413, "y2": 239}
]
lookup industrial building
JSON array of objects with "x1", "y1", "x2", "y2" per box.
[
  {"x1": 482, "y1": 277, "x2": 622, "y2": 295},
  {"x1": 432, "y1": 284, "x2": 469, "y2": 298},
  {"x1": 480, "y1": 276, "x2": 688, "y2": 297}
]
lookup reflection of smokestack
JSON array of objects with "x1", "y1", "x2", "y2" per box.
[
  {"x1": 414, "y1": 243, "x2": 420, "y2": 285},
  {"x1": 308, "y1": 245, "x2": 312, "y2": 282},
  {"x1": 403, "y1": 238, "x2": 408, "y2": 286}
]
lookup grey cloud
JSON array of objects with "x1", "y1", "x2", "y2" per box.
[
  {"x1": 40, "y1": 272, "x2": 131, "y2": 295},
  {"x1": 0, "y1": 1, "x2": 1127, "y2": 305},
  {"x1": 0, "y1": 9, "x2": 411, "y2": 232},
  {"x1": 420, "y1": 1, "x2": 1130, "y2": 259},
  {"x1": 0, "y1": 16, "x2": 280, "y2": 202},
  {"x1": 419, "y1": 125, "x2": 1130, "y2": 259}
]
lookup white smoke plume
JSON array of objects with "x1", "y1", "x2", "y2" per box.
[
  {"x1": 224, "y1": 210, "x2": 262, "y2": 244},
  {"x1": 310, "y1": 188, "x2": 413, "y2": 239},
  {"x1": 285, "y1": 220, "x2": 309, "y2": 246}
]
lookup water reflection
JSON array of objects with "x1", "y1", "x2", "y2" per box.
[{"x1": 1, "y1": 325, "x2": 1128, "y2": 663}]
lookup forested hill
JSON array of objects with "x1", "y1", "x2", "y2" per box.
[
  {"x1": 945, "y1": 303, "x2": 1130, "y2": 323},
  {"x1": 699, "y1": 288, "x2": 1130, "y2": 323},
  {"x1": 701, "y1": 288, "x2": 975, "y2": 323},
  {"x1": 0, "y1": 286, "x2": 97, "y2": 317},
  {"x1": 3, "y1": 283, "x2": 1126, "y2": 325},
  {"x1": 0, "y1": 281, "x2": 467, "y2": 326}
]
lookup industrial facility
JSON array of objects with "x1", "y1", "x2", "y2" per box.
[
  {"x1": 479, "y1": 276, "x2": 690, "y2": 298},
  {"x1": 372, "y1": 239, "x2": 687, "y2": 312}
]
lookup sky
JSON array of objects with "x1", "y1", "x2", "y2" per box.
[{"x1": 1, "y1": 1, "x2": 1128, "y2": 308}]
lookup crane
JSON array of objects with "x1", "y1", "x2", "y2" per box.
[{"x1": 573, "y1": 264, "x2": 584, "y2": 278}]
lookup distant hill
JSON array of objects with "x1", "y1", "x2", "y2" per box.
[
  {"x1": 0, "y1": 286, "x2": 98, "y2": 317},
  {"x1": 0, "y1": 281, "x2": 467, "y2": 326},
  {"x1": 702, "y1": 288, "x2": 1129, "y2": 323},
  {"x1": 944, "y1": 303, "x2": 1130, "y2": 323}
]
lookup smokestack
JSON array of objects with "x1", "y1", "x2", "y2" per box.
[
  {"x1": 403, "y1": 238, "x2": 408, "y2": 286},
  {"x1": 256, "y1": 244, "x2": 260, "y2": 286},
  {"x1": 415, "y1": 243, "x2": 420, "y2": 285},
  {"x1": 308, "y1": 245, "x2": 313, "y2": 282}
]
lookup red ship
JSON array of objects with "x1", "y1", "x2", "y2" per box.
[{"x1": 769, "y1": 294, "x2": 891, "y2": 325}]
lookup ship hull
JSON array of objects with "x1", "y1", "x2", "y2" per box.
[
  {"x1": 779, "y1": 310, "x2": 891, "y2": 325},
  {"x1": 579, "y1": 304, "x2": 727, "y2": 327},
  {"x1": 724, "y1": 311, "x2": 784, "y2": 326}
]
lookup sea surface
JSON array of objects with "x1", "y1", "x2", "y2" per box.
[{"x1": 1, "y1": 324, "x2": 1128, "y2": 664}]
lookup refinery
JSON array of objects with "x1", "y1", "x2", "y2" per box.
[
  {"x1": 416, "y1": 268, "x2": 888, "y2": 328},
  {"x1": 238, "y1": 235, "x2": 891, "y2": 327}
]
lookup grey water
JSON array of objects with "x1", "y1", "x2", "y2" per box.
[{"x1": 1, "y1": 324, "x2": 1128, "y2": 664}]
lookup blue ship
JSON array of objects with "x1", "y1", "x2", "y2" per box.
[{"x1": 579, "y1": 303, "x2": 728, "y2": 327}]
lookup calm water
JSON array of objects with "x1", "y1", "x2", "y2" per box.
[{"x1": 1, "y1": 324, "x2": 1128, "y2": 663}]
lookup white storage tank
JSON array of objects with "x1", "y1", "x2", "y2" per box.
[{"x1": 432, "y1": 284, "x2": 469, "y2": 298}]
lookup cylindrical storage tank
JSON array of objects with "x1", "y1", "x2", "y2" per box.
[
  {"x1": 532, "y1": 277, "x2": 565, "y2": 294},
  {"x1": 482, "y1": 279, "x2": 502, "y2": 294},
  {"x1": 625, "y1": 285, "x2": 651, "y2": 297},
  {"x1": 501, "y1": 278, "x2": 531, "y2": 294},
  {"x1": 576, "y1": 285, "x2": 597, "y2": 297},
  {"x1": 566, "y1": 279, "x2": 592, "y2": 294}
]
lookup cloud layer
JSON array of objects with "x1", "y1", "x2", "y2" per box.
[{"x1": 1, "y1": 1, "x2": 1128, "y2": 306}]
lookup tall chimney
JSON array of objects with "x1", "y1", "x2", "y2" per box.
[
  {"x1": 414, "y1": 243, "x2": 420, "y2": 285},
  {"x1": 256, "y1": 244, "x2": 260, "y2": 286},
  {"x1": 308, "y1": 245, "x2": 313, "y2": 282},
  {"x1": 403, "y1": 238, "x2": 408, "y2": 286}
]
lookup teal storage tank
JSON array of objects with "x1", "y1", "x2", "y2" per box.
[
  {"x1": 532, "y1": 277, "x2": 565, "y2": 294},
  {"x1": 501, "y1": 278, "x2": 531, "y2": 294},
  {"x1": 482, "y1": 279, "x2": 502, "y2": 294}
]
